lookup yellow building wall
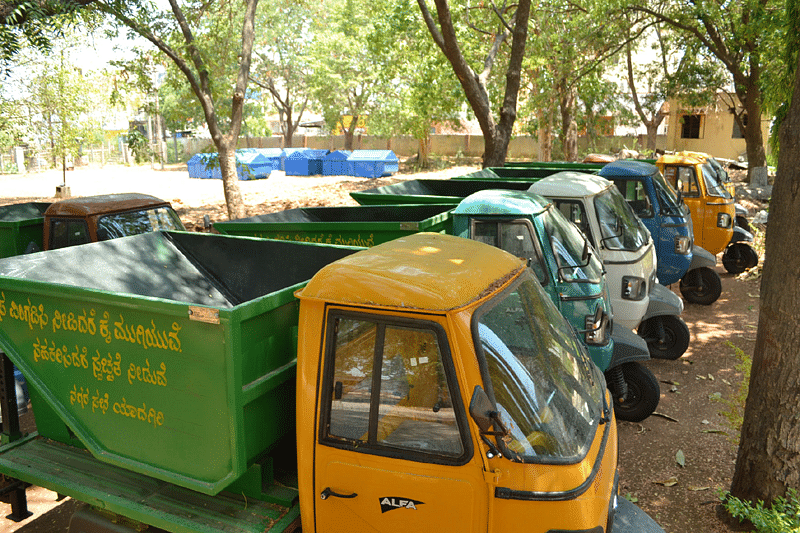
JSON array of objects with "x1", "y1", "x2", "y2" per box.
[{"x1": 664, "y1": 93, "x2": 771, "y2": 161}]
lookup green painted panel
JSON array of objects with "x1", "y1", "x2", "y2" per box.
[
  {"x1": 213, "y1": 204, "x2": 456, "y2": 247},
  {"x1": 0, "y1": 202, "x2": 50, "y2": 258},
  {"x1": 0, "y1": 232, "x2": 358, "y2": 495},
  {"x1": 349, "y1": 179, "x2": 533, "y2": 205}
]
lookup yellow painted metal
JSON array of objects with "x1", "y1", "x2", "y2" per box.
[
  {"x1": 657, "y1": 152, "x2": 735, "y2": 255},
  {"x1": 296, "y1": 232, "x2": 525, "y2": 311},
  {"x1": 296, "y1": 233, "x2": 617, "y2": 533}
]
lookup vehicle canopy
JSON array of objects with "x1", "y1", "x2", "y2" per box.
[
  {"x1": 451, "y1": 189, "x2": 613, "y2": 372},
  {"x1": 42, "y1": 193, "x2": 185, "y2": 250},
  {"x1": 298, "y1": 232, "x2": 525, "y2": 310},
  {"x1": 528, "y1": 172, "x2": 659, "y2": 332},
  {"x1": 655, "y1": 152, "x2": 736, "y2": 256},
  {"x1": 43, "y1": 193, "x2": 173, "y2": 217},
  {"x1": 598, "y1": 160, "x2": 696, "y2": 286}
]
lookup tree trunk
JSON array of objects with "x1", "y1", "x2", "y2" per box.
[
  {"x1": 729, "y1": 47, "x2": 800, "y2": 506},
  {"x1": 217, "y1": 142, "x2": 246, "y2": 220},
  {"x1": 343, "y1": 127, "x2": 354, "y2": 151},
  {"x1": 558, "y1": 83, "x2": 578, "y2": 161},
  {"x1": 483, "y1": 127, "x2": 512, "y2": 168},
  {"x1": 417, "y1": 136, "x2": 430, "y2": 168},
  {"x1": 741, "y1": 83, "x2": 768, "y2": 184},
  {"x1": 645, "y1": 121, "x2": 660, "y2": 152},
  {"x1": 538, "y1": 120, "x2": 552, "y2": 162}
]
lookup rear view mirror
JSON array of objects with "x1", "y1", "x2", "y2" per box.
[{"x1": 469, "y1": 385, "x2": 508, "y2": 436}]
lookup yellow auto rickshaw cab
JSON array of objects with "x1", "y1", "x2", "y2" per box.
[
  {"x1": 656, "y1": 153, "x2": 758, "y2": 274},
  {"x1": 657, "y1": 152, "x2": 734, "y2": 256}
]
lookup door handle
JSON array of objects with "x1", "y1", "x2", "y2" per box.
[{"x1": 320, "y1": 487, "x2": 358, "y2": 500}]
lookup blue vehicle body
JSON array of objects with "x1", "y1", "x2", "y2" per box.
[{"x1": 598, "y1": 160, "x2": 715, "y2": 287}]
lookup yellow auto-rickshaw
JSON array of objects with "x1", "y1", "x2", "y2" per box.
[{"x1": 656, "y1": 152, "x2": 758, "y2": 274}]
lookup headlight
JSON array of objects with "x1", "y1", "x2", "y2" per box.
[
  {"x1": 717, "y1": 213, "x2": 732, "y2": 228},
  {"x1": 674, "y1": 235, "x2": 690, "y2": 254},
  {"x1": 585, "y1": 309, "x2": 609, "y2": 345},
  {"x1": 621, "y1": 276, "x2": 646, "y2": 301}
]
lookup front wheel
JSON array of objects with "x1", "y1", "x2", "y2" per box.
[
  {"x1": 607, "y1": 363, "x2": 660, "y2": 423},
  {"x1": 679, "y1": 266, "x2": 722, "y2": 305},
  {"x1": 722, "y1": 243, "x2": 759, "y2": 274},
  {"x1": 638, "y1": 315, "x2": 690, "y2": 360}
]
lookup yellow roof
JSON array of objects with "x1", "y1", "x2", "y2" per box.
[
  {"x1": 297, "y1": 233, "x2": 525, "y2": 311},
  {"x1": 657, "y1": 153, "x2": 704, "y2": 166}
]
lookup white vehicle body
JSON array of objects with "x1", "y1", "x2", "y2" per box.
[{"x1": 528, "y1": 172, "x2": 682, "y2": 331}]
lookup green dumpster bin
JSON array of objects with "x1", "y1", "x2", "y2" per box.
[
  {"x1": 0, "y1": 231, "x2": 358, "y2": 496},
  {"x1": 212, "y1": 204, "x2": 456, "y2": 247},
  {"x1": 349, "y1": 179, "x2": 534, "y2": 205},
  {"x1": 0, "y1": 202, "x2": 51, "y2": 259}
]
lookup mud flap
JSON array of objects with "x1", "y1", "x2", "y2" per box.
[
  {"x1": 611, "y1": 497, "x2": 666, "y2": 533},
  {"x1": 642, "y1": 284, "x2": 683, "y2": 321},
  {"x1": 609, "y1": 327, "x2": 650, "y2": 367},
  {"x1": 730, "y1": 225, "x2": 754, "y2": 244},
  {"x1": 688, "y1": 246, "x2": 716, "y2": 270}
]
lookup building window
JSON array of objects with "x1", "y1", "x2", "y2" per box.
[
  {"x1": 681, "y1": 114, "x2": 703, "y2": 139},
  {"x1": 732, "y1": 114, "x2": 748, "y2": 138}
]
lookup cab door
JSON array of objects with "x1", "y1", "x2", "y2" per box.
[
  {"x1": 662, "y1": 165, "x2": 704, "y2": 245},
  {"x1": 313, "y1": 309, "x2": 486, "y2": 533}
]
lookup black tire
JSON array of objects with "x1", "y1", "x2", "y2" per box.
[
  {"x1": 609, "y1": 363, "x2": 660, "y2": 423},
  {"x1": 679, "y1": 266, "x2": 722, "y2": 305},
  {"x1": 722, "y1": 242, "x2": 759, "y2": 274},
  {"x1": 638, "y1": 315, "x2": 690, "y2": 360}
]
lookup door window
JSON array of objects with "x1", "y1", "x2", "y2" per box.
[
  {"x1": 49, "y1": 219, "x2": 90, "y2": 249},
  {"x1": 323, "y1": 313, "x2": 467, "y2": 462},
  {"x1": 611, "y1": 179, "x2": 654, "y2": 218},
  {"x1": 552, "y1": 200, "x2": 594, "y2": 245},
  {"x1": 471, "y1": 220, "x2": 547, "y2": 284}
]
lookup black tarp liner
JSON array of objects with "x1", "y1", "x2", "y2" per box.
[
  {"x1": 0, "y1": 203, "x2": 51, "y2": 223},
  {"x1": 0, "y1": 232, "x2": 358, "y2": 308},
  {"x1": 225, "y1": 204, "x2": 454, "y2": 224},
  {"x1": 355, "y1": 179, "x2": 533, "y2": 197}
]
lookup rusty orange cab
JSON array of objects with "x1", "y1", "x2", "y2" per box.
[
  {"x1": 295, "y1": 233, "x2": 664, "y2": 533},
  {"x1": 656, "y1": 153, "x2": 758, "y2": 273}
]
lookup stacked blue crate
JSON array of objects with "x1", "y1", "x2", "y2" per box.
[
  {"x1": 322, "y1": 150, "x2": 352, "y2": 176},
  {"x1": 347, "y1": 150, "x2": 399, "y2": 178}
]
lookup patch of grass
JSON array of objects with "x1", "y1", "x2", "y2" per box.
[{"x1": 721, "y1": 488, "x2": 800, "y2": 533}]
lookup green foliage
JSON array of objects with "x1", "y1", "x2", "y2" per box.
[
  {"x1": 126, "y1": 128, "x2": 150, "y2": 164},
  {"x1": 721, "y1": 489, "x2": 800, "y2": 533}
]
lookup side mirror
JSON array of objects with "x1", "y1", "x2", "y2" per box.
[{"x1": 469, "y1": 385, "x2": 508, "y2": 436}]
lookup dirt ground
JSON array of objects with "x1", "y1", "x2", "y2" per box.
[{"x1": 0, "y1": 163, "x2": 766, "y2": 533}]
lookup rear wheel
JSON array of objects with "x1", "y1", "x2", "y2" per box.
[
  {"x1": 679, "y1": 266, "x2": 722, "y2": 305},
  {"x1": 608, "y1": 363, "x2": 660, "y2": 422},
  {"x1": 722, "y1": 243, "x2": 759, "y2": 274},
  {"x1": 638, "y1": 315, "x2": 690, "y2": 360}
]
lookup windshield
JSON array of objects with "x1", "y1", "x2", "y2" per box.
[
  {"x1": 96, "y1": 207, "x2": 185, "y2": 241},
  {"x1": 474, "y1": 272, "x2": 602, "y2": 463},
  {"x1": 593, "y1": 188, "x2": 649, "y2": 251},
  {"x1": 541, "y1": 207, "x2": 603, "y2": 283},
  {"x1": 701, "y1": 162, "x2": 731, "y2": 198},
  {"x1": 651, "y1": 171, "x2": 683, "y2": 215}
]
